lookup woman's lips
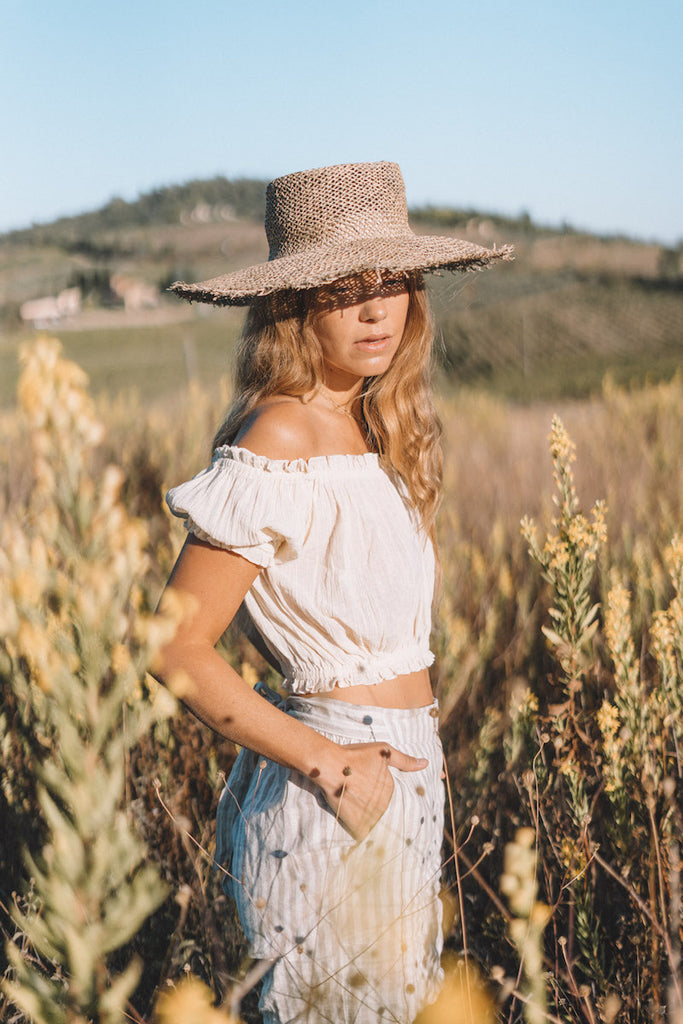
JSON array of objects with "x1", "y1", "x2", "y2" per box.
[{"x1": 355, "y1": 334, "x2": 390, "y2": 350}]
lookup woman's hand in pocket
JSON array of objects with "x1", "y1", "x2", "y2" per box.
[{"x1": 316, "y1": 742, "x2": 428, "y2": 840}]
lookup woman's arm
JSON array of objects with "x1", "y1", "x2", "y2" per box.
[{"x1": 154, "y1": 534, "x2": 427, "y2": 839}]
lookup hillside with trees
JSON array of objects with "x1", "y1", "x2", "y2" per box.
[{"x1": 1, "y1": 177, "x2": 681, "y2": 405}]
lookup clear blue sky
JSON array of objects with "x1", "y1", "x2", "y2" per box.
[{"x1": 3, "y1": 0, "x2": 682, "y2": 243}]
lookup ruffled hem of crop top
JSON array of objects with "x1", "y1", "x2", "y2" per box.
[{"x1": 165, "y1": 444, "x2": 436, "y2": 694}]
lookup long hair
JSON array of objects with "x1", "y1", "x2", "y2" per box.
[{"x1": 213, "y1": 275, "x2": 442, "y2": 538}]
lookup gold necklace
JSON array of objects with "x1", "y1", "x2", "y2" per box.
[{"x1": 318, "y1": 389, "x2": 360, "y2": 420}]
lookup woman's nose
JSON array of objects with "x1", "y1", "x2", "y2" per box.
[{"x1": 359, "y1": 295, "x2": 387, "y2": 322}]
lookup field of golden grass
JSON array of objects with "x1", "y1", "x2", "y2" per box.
[{"x1": 1, "y1": 339, "x2": 681, "y2": 1023}]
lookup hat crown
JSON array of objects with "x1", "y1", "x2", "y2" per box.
[
  {"x1": 265, "y1": 161, "x2": 411, "y2": 260},
  {"x1": 170, "y1": 160, "x2": 513, "y2": 305}
]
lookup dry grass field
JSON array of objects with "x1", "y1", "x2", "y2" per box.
[
  {"x1": 1, "y1": 333, "x2": 681, "y2": 1023},
  {"x1": 1, "y1": 182, "x2": 682, "y2": 1022}
]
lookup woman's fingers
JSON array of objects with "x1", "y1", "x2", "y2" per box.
[
  {"x1": 346, "y1": 741, "x2": 427, "y2": 773},
  {"x1": 335, "y1": 777, "x2": 393, "y2": 841},
  {"x1": 382, "y1": 745, "x2": 428, "y2": 773},
  {"x1": 320, "y1": 741, "x2": 427, "y2": 840}
]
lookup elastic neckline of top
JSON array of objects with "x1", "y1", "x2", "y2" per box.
[{"x1": 214, "y1": 444, "x2": 382, "y2": 475}]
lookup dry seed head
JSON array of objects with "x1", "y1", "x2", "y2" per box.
[
  {"x1": 548, "y1": 417, "x2": 576, "y2": 464},
  {"x1": 597, "y1": 700, "x2": 620, "y2": 740},
  {"x1": 137, "y1": 613, "x2": 180, "y2": 653},
  {"x1": 529, "y1": 901, "x2": 552, "y2": 930},
  {"x1": 605, "y1": 583, "x2": 635, "y2": 657},
  {"x1": 152, "y1": 588, "x2": 200, "y2": 642},
  {"x1": 559, "y1": 758, "x2": 581, "y2": 783},
  {"x1": 111, "y1": 643, "x2": 132, "y2": 676},
  {"x1": 414, "y1": 954, "x2": 496, "y2": 1024},
  {"x1": 160, "y1": 667, "x2": 194, "y2": 699},
  {"x1": 155, "y1": 976, "x2": 241, "y2": 1024},
  {"x1": 560, "y1": 836, "x2": 588, "y2": 873},
  {"x1": 145, "y1": 674, "x2": 178, "y2": 714},
  {"x1": 498, "y1": 561, "x2": 513, "y2": 599},
  {"x1": 600, "y1": 993, "x2": 622, "y2": 1024},
  {"x1": 515, "y1": 827, "x2": 536, "y2": 848},
  {"x1": 592, "y1": 500, "x2": 608, "y2": 544},
  {"x1": 508, "y1": 917, "x2": 531, "y2": 946},
  {"x1": 566, "y1": 511, "x2": 605, "y2": 561},
  {"x1": 664, "y1": 534, "x2": 683, "y2": 592},
  {"x1": 501, "y1": 828, "x2": 540, "y2": 918},
  {"x1": 15, "y1": 620, "x2": 62, "y2": 692},
  {"x1": 567, "y1": 514, "x2": 590, "y2": 545},
  {"x1": 509, "y1": 684, "x2": 538, "y2": 718},
  {"x1": 18, "y1": 337, "x2": 105, "y2": 474},
  {"x1": 543, "y1": 535, "x2": 570, "y2": 573},
  {"x1": 650, "y1": 610, "x2": 674, "y2": 653},
  {"x1": 650, "y1": 611, "x2": 677, "y2": 682},
  {"x1": 520, "y1": 514, "x2": 538, "y2": 549}
]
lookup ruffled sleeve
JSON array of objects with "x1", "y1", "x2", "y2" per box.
[{"x1": 165, "y1": 446, "x2": 311, "y2": 568}]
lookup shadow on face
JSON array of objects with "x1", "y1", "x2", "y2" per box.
[
  {"x1": 310, "y1": 271, "x2": 411, "y2": 314},
  {"x1": 251, "y1": 271, "x2": 422, "y2": 326}
]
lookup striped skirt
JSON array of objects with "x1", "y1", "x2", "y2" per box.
[{"x1": 216, "y1": 684, "x2": 445, "y2": 1023}]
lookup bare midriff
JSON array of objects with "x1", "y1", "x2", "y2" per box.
[{"x1": 303, "y1": 667, "x2": 434, "y2": 709}]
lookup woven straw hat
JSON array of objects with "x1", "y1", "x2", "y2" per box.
[{"x1": 170, "y1": 161, "x2": 513, "y2": 305}]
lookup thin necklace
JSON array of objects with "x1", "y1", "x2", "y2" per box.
[{"x1": 318, "y1": 388, "x2": 361, "y2": 420}]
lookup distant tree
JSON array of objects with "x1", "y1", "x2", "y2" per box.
[
  {"x1": 67, "y1": 268, "x2": 121, "y2": 306},
  {"x1": 1, "y1": 177, "x2": 269, "y2": 246},
  {"x1": 658, "y1": 246, "x2": 682, "y2": 281}
]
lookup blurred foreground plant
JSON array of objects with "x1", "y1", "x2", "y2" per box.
[
  {"x1": 0, "y1": 338, "x2": 177, "y2": 1023},
  {"x1": 155, "y1": 976, "x2": 241, "y2": 1024},
  {"x1": 414, "y1": 952, "x2": 496, "y2": 1024},
  {"x1": 500, "y1": 828, "x2": 551, "y2": 1024}
]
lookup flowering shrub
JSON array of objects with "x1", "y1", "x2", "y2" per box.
[{"x1": 490, "y1": 417, "x2": 681, "y2": 1021}]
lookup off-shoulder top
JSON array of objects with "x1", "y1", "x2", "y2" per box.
[{"x1": 165, "y1": 445, "x2": 435, "y2": 694}]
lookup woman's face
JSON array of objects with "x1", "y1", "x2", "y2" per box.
[{"x1": 311, "y1": 273, "x2": 410, "y2": 388}]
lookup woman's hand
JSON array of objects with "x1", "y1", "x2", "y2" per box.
[{"x1": 316, "y1": 742, "x2": 428, "y2": 841}]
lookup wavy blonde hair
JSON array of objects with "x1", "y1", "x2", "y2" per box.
[{"x1": 214, "y1": 274, "x2": 442, "y2": 537}]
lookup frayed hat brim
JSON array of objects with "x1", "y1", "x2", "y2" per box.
[{"x1": 170, "y1": 234, "x2": 513, "y2": 306}]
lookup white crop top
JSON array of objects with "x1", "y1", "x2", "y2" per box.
[{"x1": 166, "y1": 445, "x2": 435, "y2": 694}]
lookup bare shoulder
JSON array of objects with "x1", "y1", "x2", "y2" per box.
[{"x1": 233, "y1": 397, "x2": 323, "y2": 460}]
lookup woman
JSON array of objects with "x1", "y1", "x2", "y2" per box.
[{"x1": 157, "y1": 161, "x2": 511, "y2": 1023}]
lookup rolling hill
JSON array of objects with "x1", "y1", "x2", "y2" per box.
[{"x1": 0, "y1": 177, "x2": 681, "y2": 406}]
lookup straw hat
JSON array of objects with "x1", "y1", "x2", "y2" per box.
[{"x1": 170, "y1": 161, "x2": 513, "y2": 305}]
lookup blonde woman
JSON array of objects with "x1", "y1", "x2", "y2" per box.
[{"x1": 157, "y1": 162, "x2": 511, "y2": 1023}]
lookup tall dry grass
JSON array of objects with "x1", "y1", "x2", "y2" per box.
[{"x1": 0, "y1": 338, "x2": 681, "y2": 1022}]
